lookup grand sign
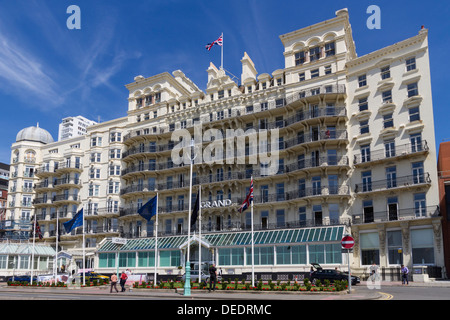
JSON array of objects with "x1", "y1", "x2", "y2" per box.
[{"x1": 201, "y1": 199, "x2": 232, "y2": 209}]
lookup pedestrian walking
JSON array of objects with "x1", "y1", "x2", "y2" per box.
[
  {"x1": 120, "y1": 271, "x2": 128, "y2": 292},
  {"x1": 110, "y1": 273, "x2": 118, "y2": 293},
  {"x1": 401, "y1": 264, "x2": 409, "y2": 285},
  {"x1": 208, "y1": 263, "x2": 217, "y2": 292}
]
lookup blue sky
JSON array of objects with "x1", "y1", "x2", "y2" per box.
[{"x1": 0, "y1": 0, "x2": 449, "y2": 164}]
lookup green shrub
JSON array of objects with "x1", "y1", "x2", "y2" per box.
[
  {"x1": 303, "y1": 278, "x2": 310, "y2": 286},
  {"x1": 315, "y1": 279, "x2": 322, "y2": 290},
  {"x1": 334, "y1": 280, "x2": 348, "y2": 291},
  {"x1": 257, "y1": 280, "x2": 263, "y2": 291}
]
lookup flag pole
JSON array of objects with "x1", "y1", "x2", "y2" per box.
[
  {"x1": 82, "y1": 208, "x2": 85, "y2": 286},
  {"x1": 154, "y1": 192, "x2": 159, "y2": 286},
  {"x1": 30, "y1": 216, "x2": 36, "y2": 285},
  {"x1": 220, "y1": 33, "x2": 223, "y2": 70},
  {"x1": 250, "y1": 176, "x2": 255, "y2": 288},
  {"x1": 184, "y1": 138, "x2": 195, "y2": 296},
  {"x1": 198, "y1": 185, "x2": 202, "y2": 284},
  {"x1": 54, "y1": 210, "x2": 59, "y2": 283}
]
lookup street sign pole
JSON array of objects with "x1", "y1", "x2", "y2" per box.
[
  {"x1": 341, "y1": 235, "x2": 355, "y2": 294},
  {"x1": 347, "y1": 249, "x2": 351, "y2": 294}
]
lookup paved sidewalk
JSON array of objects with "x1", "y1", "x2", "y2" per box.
[
  {"x1": 0, "y1": 284, "x2": 379, "y2": 300},
  {"x1": 361, "y1": 280, "x2": 450, "y2": 287},
  {"x1": 2, "y1": 280, "x2": 449, "y2": 300}
]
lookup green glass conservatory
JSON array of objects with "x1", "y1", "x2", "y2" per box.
[{"x1": 96, "y1": 225, "x2": 346, "y2": 277}]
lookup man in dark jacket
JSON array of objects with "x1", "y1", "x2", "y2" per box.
[{"x1": 208, "y1": 264, "x2": 217, "y2": 292}]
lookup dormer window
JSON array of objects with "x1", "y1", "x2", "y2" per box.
[
  {"x1": 145, "y1": 95, "x2": 153, "y2": 106},
  {"x1": 155, "y1": 92, "x2": 161, "y2": 103},
  {"x1": 309, "y1": 46, "x2": 320, "y2": 62},
  {"x1": 136, "y1": 98, "x2": 143, "y2": 108},
  {"x1": 218, "y1": 90, "x2": 224, "y2": 99},
  {"x1": 325, "y1": 42, "x2": 335, "y2": 57},
  {"x1": 295, "y1": 51, "x2": 306, "y2": 65}
]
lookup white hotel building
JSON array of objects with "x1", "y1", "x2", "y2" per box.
[{"x1": 4, "y1": 9, "x2": 444, "y2": 281}]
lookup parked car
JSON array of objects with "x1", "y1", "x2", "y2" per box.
[
  {"x1": 7, "y1": 275, "x2": 37, "y2": 282},
  {"x1": 75, "y1": 271, "x2": 109, "y2": 282},
  {"x1": 310, "y1": 263, "x2": 360, "y2": 285}
]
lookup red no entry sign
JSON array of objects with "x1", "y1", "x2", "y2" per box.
[{"x1": 341, "y1": 235, "x2": 355, "y2": 249}]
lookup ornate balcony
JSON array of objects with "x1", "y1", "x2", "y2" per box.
[
  {"x1": 354, "y1": 173, "x2": 431, "y2": 195},
  {"x1": 352, "y1": 205, "x2": 439, "y2": 225},
  {"x1": 353, "y1": 141, "x2": 429, "y2": 166}
]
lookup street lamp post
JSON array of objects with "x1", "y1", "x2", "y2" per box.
[{"x1": 184, "y1": 139, "x2": 196, "y2": 296}]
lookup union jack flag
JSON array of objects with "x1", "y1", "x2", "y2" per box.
[
  {"x1": 32, "y1": 215, "x2": 43, "y2": 239},
  {"x1": 239, "y1": 178, "x2": 253, "y2": 213},
  {"x1": 205, "y1": 34, "x2": 223, "y2": 51}
]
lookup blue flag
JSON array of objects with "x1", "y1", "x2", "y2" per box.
[
  {"x1": 138, "y1": 195, "x2": 157, "y2": 222},
  {"x1": 63, "y1": 209, "x2": 83, "y2": 233},
  {"x1": 191, "y1": 191, "x2": 200, "y2": 227}
]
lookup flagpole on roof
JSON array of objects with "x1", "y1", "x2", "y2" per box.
[{"x1": 221, "y1": 33, "x2": 223, "y2": 70}]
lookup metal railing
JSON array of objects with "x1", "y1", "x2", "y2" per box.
[
  {"x1": 354, "y1": 173, "x2": 431, "y2": 194},
  {"x1": 123, "y1": 84, "x2": 346, "y2": 143},
  {"x1": 353, "y1": 141, "x2": 429, "y2": 165},
  {"x1": 352, "y1": 205, "x2": 439, "y2": 224}
]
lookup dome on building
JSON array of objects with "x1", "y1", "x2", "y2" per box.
[{"x1": 16, "y1": 124, "x2": 54, "y2": 144}]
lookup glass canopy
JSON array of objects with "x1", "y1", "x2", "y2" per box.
[{"x1": 97, "y1": 226, "x2": 345, "y2": 252}]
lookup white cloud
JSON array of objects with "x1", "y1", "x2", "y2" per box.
[{"x1": 0, "y1": 31, "x2": 62, "y2": 108}]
